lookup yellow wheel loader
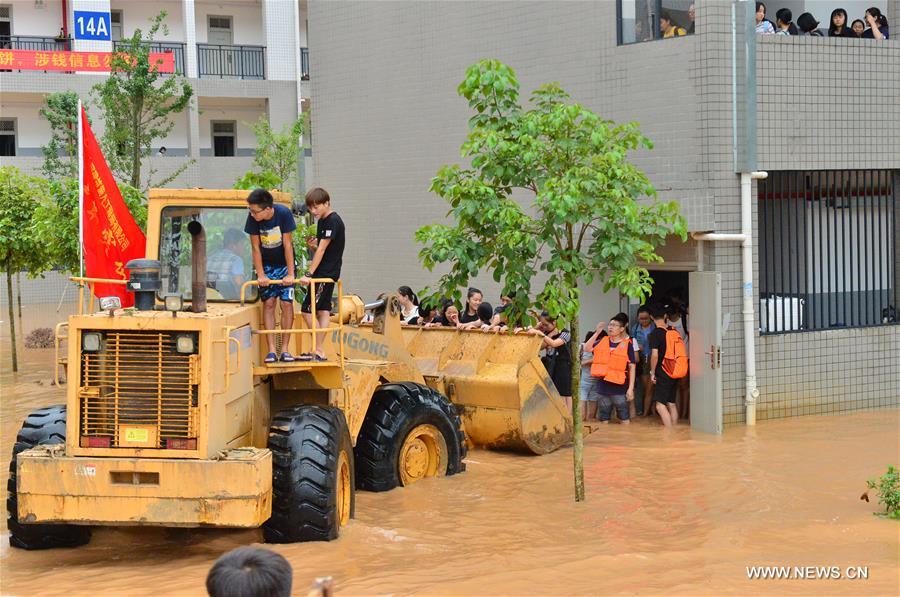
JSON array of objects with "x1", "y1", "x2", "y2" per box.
[{"x1": 8, "y1": 189, "x2": 572, "y2": 549}]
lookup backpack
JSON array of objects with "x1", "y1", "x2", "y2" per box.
[{"x1": 662, "y1": 327, "x2": 689, "y2": 379}]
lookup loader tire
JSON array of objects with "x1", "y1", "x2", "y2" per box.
[
  {"x1": 263, "y1": 405, "x2": 355, "y2": 543},
  {"x1": 7, "y1": 405, "x2": 91, "y2": 550},
  {"x1": 355, "y1": 382, "x2": 466, "y2": 492}
]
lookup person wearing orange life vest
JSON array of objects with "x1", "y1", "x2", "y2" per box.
[
  {"x1": 588, "y1": 313, "x2": 637, "y2": 424},
  {"x1": 648, "y1": 303, "x2": 679, "y2": 427}
]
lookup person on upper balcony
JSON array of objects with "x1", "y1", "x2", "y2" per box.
[
  {"x1": 862, "y1": 7, "x2": 889, "y2": 39},
  {"x1": 775, "y1": 8, "x2": 796, "y2": 35},
  {"x1": 851, "y1": 19, "x2": 866, "y2": 37},
  {"x1": 828, "y1": 8, "x2": 853, "y2": 37},
  {"x1": 755, "y1": 2, "x2": 776, "y2": 34},
  {"x1": 797, "y1": 13, "x2": 824, "y2": 36},
  {"x1": 659, "y1": 10, "x2": 687, "y2": 38}
]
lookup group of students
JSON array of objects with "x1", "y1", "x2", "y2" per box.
[
  {"x1": 756, "y1": 3, "x2": 890, "y2": 39},
  {"x1": 575, "y1": 302, "x2": 690, "y2": 429},
  {"x1": 394, "y1": 286, "x2": 518, "y2": 330}
]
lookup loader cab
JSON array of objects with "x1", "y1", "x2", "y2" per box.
[{"x1": 144, "y1": 189, "x2": 294, "y2": 304}]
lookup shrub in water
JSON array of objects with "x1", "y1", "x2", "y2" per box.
[
  {"x1": 24, "y1": 327, "x2": 55, "y2": 349},
  {"x1": 866, "y1": 465, "x2": 900, "y2": 520}
]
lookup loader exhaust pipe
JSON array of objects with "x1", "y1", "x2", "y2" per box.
[
  {"x1": 187, "y1": 220, "x2": 206, "y2": 313},
  {"x1": 125, "y1": 259, "x2": 162, "y2": 311}
]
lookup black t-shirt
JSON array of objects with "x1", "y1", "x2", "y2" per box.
[
  {"x1": 313, "y1": 212, "x2": 345, "y2": 279},
  {"x1": 244, "y1": 204, "x2": 297, "y2": 267},
  {"x1": 648, "y1": 326, "x2": 670, "y2": 379},
  {"x1": 547, "y1": 329, "x2": 572, "y2": 365},
  {"x1": 459, "y1": 311, "x2": 480, "y2": 324}
]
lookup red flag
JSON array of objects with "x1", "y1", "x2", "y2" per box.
[{"x1": 80, "y1": 105, "x2": 146, "y2": 307}]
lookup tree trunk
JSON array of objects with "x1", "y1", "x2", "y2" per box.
[
  {"x1": 16, "y1": 271, "x2": 23, "y2": 319},
  {"x1": 571, "y1": 310, "x2": 585, "y2": 501},
  {"x1": 6, "y1": 262, "x2": 18, "y2": 372},
  {"x1": 130, "y1": 96, "x2": 143, "y2": 188}
]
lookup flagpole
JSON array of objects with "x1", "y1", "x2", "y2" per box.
[{"x1": 77, "y1": 99, "x2": 84, "y2": 278}]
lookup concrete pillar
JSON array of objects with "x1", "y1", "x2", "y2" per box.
[
  {"x1": 182, "y1": 0, "x2": 198, "y2": 78},
  {"x1": 262, "y1": 0, "x2": 298, "y2": 81},
  {"x1": 186, "y1": 96, "x2": 201, "y2": 158},
  {"x1": 69, "y1": 0, "x2": 112, "y2": 53}
]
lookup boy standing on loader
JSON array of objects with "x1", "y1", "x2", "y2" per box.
[
  {"x1": 245, "y1": 188, "x2": 297, "y2": 363},
  {"x1": 299, "y1": 187, "x2": 345, "y2": 361}
]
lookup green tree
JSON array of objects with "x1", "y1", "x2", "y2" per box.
[
  {"x1": 234, "y1": 115, "x2": 306, "y2": 192},
  {"x1": 416, "y1": 60, "x2": 687, "y2": 501},
  {"x1": 0, "y1": 167, "x2": 49, "y2": 372},
  {"x1": 92, "y1": 11, "x2": 193, "y2": 190},
  {"x1": 32, "y1": 178, "x2": 148, "y2": 276},
  {"x1": 39, "y1": 90, "x2": 82, "y2": 181}
]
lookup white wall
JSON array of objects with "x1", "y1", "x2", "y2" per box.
[
  {"x1": 194, "y1": 1, "x2": 263, "y2": 45},
  {"x1": 111, "y1": 0, "x2": 184, "y2": 41},
  {"x1": 198, "y1": 104, "x2": 264, "y2": 149},
  {"x1": 7, "y1": 0, "x2": 65, "y2": 36},
  {"x1": 0, "y1": 102, "x2": 50, "y2": 151}
]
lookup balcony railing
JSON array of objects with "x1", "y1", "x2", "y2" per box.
[
  {"x1": 198, "y1": 44, "x2": 265, "y2": 79},
  {"x1": 0, "y1": 35, "x2": 72, "y2": 51},
  {"x1": 301, "y1": 47, "x2": 309, "y2": 79},
  {"x1": 113, "y1": 41, "x2": 185, "y2": 75}
]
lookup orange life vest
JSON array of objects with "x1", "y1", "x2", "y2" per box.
[
  {"x1": 590, "y1": 336, "x2": 631, "y2": 385},
  {"x1": 662, "y1": 327, "x2": 689, "y2": 379}
]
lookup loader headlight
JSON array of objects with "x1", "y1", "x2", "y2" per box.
[
  {"x1": 82, "y1": 332, "x2": 103, "y2": 352},
  {"x1": 164, "y1": 294, "x2": 183, "y2": 312},
  {"x1": 175, "y1": 333, "x2": 197, "y2": 354}
]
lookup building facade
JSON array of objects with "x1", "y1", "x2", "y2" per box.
[
  {"x1": 305, "y1": 0, "x2": 899, "y2": 428},
  {"x1": 1, "y1": 0, "x2": 310, "y2": 189}
]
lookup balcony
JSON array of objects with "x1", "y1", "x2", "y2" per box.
[
  {"x1": 113, "y1": 41, "x2": 185, "y2": 75},
  {"x1": 198, "y1": 44, "x2": 265, "y2": 80},
  {"x1": 0, "y1": 35, "x2": 72, "y2": 51}
]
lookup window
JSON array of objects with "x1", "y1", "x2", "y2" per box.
[
  {"x1": 758, "y1": 171, "x2": 897, "y2": 333},
  {"x1": 158, "y1": 206, "x2": 257, "y2": 302},
  {"x1": 211, "y1": 121, "x2": 236, "y2": 157},
  {"x1": 0, "y1": 118, "x2": 16, "y2": 156},
  {"x1": 0, "y1": 6, "x2": 11, "y2": 45},
  {"x1": 207, "y1": 15, "x2": 233, "y2": 46},
  {"x1": 618, "y1": 0, "x2": 695, "y2": 45},
  {"x1": 110, "y1": 10, "x2": 122, "y2": 42}
]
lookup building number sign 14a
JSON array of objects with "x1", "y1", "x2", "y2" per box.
[{"x1": 73, "y1": 11, "x2": 111, "y2": 41}]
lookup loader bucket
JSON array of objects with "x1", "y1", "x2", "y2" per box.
[{"x1": 401, "y1": 328, "x2": 573, "y2": 455}]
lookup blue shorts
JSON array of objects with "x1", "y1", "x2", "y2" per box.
[
  {"x1": 259, "y1": 264, "x2": 294, "y2": 302},
  {"x1": 579, "y1": 378, "x2": 600, "y2": 402}
]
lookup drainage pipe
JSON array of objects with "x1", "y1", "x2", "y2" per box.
[{"x1": 692, "y1": 170, "x2": 767, "y2": 425}]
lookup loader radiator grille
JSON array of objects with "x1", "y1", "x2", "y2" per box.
[{"x1": 80, "y1": 331, "x2": 198, "y2": 448}]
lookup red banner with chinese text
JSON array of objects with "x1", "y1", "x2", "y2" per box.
[
  {"x1": 81, "y1": 106, "x2": 146, "y2": 307},
  {"x1": 0, "y1": 49, "x2": 174, "y2": 73}
]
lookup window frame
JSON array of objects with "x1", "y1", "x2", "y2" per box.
[{"x1": 0, "y1": 117, "x2": 17, "y2": 157}]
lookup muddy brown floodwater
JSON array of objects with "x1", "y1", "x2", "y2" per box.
[{"x1": 1, "y1": 305, "x2": 898, "y2": 596}]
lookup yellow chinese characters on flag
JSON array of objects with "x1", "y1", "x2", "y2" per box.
[{"x1": 81, "y1": 106, "x2": 146, "y2": 307}]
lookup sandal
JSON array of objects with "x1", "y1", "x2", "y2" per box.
[
  {"x1": 297, "y1": 353, "x2": 314, "y2": 361},
  {"x1": 264, "y1": 352, "x2": 277, "y2": 363},
  {"x1": 313, "y1": 354, "x2": 328, "y2": 362},
  {"x1": 280, "y1": 352, "x2": 295, "y2": 363}
]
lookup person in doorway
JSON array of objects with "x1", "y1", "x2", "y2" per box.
[
  {"x1": 206, "y1": 546, "x2": 292, "y2": 597},
  {"x1": 298, "y1": 187, "x2": 345, "y2": 362},
  {"x1": 631, "y1": 305, "x2": 655, "y2": 417},
  {"x1": 665, "y1": 302, "x2": 690, "y2": 419},
  {"x1": 592, "y1": 313, "x2": 637, "y2": 425},
  {"x1": 660, "y1": 10, "x2": 687, "y2": 38},
  {"x1": 397, "y1": 285, "x2": 419, "y2": 323},
  {"x1": 245, "y1": 188, "x2": 297, "y2": 363},
  {"x1": 207, "y1": 228, "x2": 245, "y2": 300},
  {"x1": 532, "y1": 312, "x2": 573, "y2": 412},
  {"x1": 459, "y1": 287, "x2": 483, "y2": 324},
  {"x1": 649, "y1": 304, "x2": 679, "y2": 427}
]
